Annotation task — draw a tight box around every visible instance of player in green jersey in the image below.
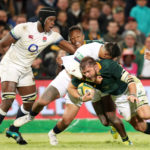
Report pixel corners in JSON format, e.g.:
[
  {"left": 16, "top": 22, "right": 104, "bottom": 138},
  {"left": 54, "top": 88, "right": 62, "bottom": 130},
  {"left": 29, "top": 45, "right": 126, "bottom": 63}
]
[{"left": 68, "top": 56, "right": 150, "bottom": 138}]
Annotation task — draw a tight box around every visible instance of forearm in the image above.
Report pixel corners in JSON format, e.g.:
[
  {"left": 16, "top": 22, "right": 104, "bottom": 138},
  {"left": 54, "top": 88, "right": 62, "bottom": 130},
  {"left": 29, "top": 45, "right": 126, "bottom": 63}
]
[
  {"left": 128, "top": 82, "right": 137, "bottom": 95},
  {"left": 68, "top": 86, "right": 80, "bottom": 99},
  {"left": 59, "top": 40, "right": 76, "bottom": 54}
]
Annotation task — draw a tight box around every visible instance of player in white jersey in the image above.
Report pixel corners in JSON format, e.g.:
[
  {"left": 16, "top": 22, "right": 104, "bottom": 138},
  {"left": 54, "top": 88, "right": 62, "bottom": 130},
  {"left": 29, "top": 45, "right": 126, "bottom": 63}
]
[
  {"left": 13, "top": 26, "right": 129, "bottom": 145},
  {"left": 0, "top": 7, "right": 76, "bottom": 145}
]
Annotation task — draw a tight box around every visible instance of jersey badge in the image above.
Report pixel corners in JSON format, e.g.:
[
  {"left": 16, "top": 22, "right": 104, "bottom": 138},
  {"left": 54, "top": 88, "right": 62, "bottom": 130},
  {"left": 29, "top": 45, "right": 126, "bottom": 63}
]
[
  {"left": 28, "top": 35, "right": 33, "bottom": 39},
  {"left": 43, "top": 36, "right": 47, "bottom": 42}
]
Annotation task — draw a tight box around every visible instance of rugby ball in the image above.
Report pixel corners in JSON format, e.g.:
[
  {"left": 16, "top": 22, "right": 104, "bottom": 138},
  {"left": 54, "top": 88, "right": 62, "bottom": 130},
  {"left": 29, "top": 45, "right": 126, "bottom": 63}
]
[{"left": 77, "top": 83, "right": 94, "bottom": 96}]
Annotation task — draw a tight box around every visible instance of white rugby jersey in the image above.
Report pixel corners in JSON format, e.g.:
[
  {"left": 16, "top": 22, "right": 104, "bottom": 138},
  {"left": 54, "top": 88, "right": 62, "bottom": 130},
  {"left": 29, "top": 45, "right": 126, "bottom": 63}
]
[
  {"left": 62, "top": 42, "right": 103, "bottom": 78},
  {"left": 1, "top": 22, "right": 63, "bottom": 68},
  {"left": 74, "top": 42, "right": 103, "bottom": 62}
]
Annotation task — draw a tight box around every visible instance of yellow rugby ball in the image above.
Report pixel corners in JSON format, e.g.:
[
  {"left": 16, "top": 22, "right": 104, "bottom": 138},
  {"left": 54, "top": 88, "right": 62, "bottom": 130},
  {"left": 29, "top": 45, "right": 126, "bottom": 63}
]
[{"left": 77, "top": 83, "right": 93, "bottom": 96}]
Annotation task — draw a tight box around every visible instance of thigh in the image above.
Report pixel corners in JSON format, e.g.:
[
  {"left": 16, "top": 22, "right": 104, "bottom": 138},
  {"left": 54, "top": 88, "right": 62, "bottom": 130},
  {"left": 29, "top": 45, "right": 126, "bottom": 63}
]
[
  {"left": 17, "top": 69, "right": 35, "bottom": 87},
  {"left": 1, "top": 81, "right": 17, "bottom": 92},
  {"left": 130, "top": 115, "right": 147, "bottom": 132},
  {"left": 0, "top": 64, "right": 20, "bottom": 83},
  {"left": 65, "top": 92, "right": 83, "bottom": 107},
  {"left": 137, "top": 105, "right": 150, "bottom": 119},
  {"left": 101, "top": 95, "right": 116, "bottom": 112},
  {"left": 50, "top": 70, "right": 71, "bottom": 97},
  {"left": 92, "top": 100, "right": 109, "bottom": 126},
  {"left": 62, "top": 103, "right": 80, "bottom": 122}
]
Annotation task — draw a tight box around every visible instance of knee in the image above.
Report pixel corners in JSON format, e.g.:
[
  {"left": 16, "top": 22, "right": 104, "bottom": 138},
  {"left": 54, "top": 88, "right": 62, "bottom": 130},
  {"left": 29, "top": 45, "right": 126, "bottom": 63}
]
[
  {"left": 98, "top": 115, "right": 109, "bottom": 126},
  {"left": 37, "top": 98, "right": 50, "bottom": 106}
]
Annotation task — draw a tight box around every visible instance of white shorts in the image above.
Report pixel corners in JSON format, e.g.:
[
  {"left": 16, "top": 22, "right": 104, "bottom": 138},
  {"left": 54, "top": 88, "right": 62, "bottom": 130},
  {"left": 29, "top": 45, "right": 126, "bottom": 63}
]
[
  {"left": 111, "top": 78, "right": 148, "bottom": 121},
  {"left": 50, "top": 69, "right": 71, "bottom": 97},
  {"left": 0, "top": 62, "right": 35, "bottom": 87},
  {"left": 65, "top": 93, "right": 82, "bottom": 107},
  {"left": 65, "top": 88, "right": 105, "bottom": 107}
]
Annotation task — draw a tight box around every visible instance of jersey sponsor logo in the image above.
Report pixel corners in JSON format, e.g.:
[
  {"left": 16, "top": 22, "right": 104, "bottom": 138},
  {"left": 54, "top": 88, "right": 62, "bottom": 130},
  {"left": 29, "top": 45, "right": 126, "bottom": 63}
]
[
  {"left": 74, "top": 52, "right": 84, "bottom": 62},
  {"left": 28, "top": 44, "right": 38, "bottom": 54},
  {"left": 28, "top": 35, "right": 33, "bottom": 39}
]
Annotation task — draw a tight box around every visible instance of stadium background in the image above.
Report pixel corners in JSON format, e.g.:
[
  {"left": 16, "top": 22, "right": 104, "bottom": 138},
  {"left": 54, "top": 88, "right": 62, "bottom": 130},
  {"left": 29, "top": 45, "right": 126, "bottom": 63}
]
[{"left": 1, "top": 0, "right": 150, "bottom": 134}]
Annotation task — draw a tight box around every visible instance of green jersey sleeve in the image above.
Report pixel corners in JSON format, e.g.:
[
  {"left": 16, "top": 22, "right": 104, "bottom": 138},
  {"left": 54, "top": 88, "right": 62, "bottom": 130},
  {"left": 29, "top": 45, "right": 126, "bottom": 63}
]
[{"left": 71, "top": 77, "right": 82, "bottom": 87}]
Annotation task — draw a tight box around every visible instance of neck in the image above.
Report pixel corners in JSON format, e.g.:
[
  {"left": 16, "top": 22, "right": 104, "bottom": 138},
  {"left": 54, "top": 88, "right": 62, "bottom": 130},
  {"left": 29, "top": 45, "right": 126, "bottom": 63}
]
[{"left": 37, "top": 21, "right": 44, "bottom": 33}]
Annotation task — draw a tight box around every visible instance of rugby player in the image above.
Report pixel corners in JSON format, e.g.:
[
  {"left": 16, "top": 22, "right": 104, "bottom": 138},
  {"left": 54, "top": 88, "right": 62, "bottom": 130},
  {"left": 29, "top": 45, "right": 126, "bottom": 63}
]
[
  {"left": 14, "top": 30, "right": 130, "bottom": 145},
  {"left": 0, "top": 7, "right": 76, "bottom": 145},
  {"left": 68, "top": 56, "right": 150, "bottom": 139}
]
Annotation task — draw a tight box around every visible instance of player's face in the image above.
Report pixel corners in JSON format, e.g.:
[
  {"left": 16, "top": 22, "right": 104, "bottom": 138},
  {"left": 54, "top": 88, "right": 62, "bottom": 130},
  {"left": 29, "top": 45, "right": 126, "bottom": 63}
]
[
  {"left": 100, "top": 45, "right": 112, "bottom": 59},
  {"left": 70, "top": 30, "right": 84, "bottom": 48},
  {"left": 81, "top": 65, "right": 97, "bottom": 82},
  {"left": 44, "top": 16, "right": 56, "bottom": 32}
]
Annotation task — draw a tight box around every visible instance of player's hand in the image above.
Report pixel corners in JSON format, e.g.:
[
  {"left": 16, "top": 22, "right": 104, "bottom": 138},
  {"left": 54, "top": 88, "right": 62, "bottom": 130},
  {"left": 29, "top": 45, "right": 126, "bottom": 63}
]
[
  {"left": 127, "top": 95, "right": 139, "bottom": 103},
  {"left": 144, "top": 51, "right": 150, "bottom": 60},
  {"left": 82, "top": 89, "right": 95, "bottom": 102},
  {"left": 56, "top": 55, "right": 63, "bottom": 66}
]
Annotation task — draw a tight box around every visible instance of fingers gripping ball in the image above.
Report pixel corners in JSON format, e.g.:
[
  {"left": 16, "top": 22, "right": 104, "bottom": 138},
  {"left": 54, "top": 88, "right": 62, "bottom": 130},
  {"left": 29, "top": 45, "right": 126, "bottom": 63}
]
[{"left": 77, "top": 83, "right": 94, "bottom": 96}]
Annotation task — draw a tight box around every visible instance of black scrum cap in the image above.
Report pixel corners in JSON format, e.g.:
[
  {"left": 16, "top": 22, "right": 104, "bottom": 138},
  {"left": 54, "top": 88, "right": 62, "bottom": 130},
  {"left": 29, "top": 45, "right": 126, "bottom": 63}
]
[{"left": 38, "top": 7, "right": 56, "bottom": 29}]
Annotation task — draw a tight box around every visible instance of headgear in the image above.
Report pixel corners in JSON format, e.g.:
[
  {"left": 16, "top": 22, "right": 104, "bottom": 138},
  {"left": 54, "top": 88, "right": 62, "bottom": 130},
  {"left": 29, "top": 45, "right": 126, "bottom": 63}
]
[{"left": 38, "top": 7, "right": 56, "bottom": 30}]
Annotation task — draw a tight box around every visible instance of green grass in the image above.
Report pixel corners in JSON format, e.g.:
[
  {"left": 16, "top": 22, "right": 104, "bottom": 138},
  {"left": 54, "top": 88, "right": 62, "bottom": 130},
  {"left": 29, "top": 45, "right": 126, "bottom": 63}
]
[{"left": 0, "top": 132, "right": 150, "bottom": 150}]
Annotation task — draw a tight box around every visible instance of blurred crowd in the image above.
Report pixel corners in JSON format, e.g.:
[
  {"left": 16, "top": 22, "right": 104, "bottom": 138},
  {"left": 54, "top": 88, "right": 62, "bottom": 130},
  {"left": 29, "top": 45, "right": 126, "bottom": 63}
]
[{"left": 1, "top": 0, "right": 150, "bottom": 79}]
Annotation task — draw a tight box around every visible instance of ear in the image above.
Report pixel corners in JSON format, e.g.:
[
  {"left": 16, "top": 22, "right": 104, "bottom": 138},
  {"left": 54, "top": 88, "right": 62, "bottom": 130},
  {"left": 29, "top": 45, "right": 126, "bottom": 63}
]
[{"left": 94, "top": 64, "right": 99, "bottom": 73}]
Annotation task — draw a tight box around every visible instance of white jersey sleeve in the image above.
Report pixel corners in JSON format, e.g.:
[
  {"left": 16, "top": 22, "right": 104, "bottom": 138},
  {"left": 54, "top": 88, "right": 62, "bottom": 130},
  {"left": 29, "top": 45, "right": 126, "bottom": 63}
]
[
  {"left": 10, "top": 24, "right": 25, "bottom": 40},
  {"left": 62, "top": 42, "right": 103, "bottom": 79},
  {"left": 74, "top": 42, "right": 103, "bottom": 62},
  {"left": 52, "top": 32, "right": 64, "bottom": 45}
]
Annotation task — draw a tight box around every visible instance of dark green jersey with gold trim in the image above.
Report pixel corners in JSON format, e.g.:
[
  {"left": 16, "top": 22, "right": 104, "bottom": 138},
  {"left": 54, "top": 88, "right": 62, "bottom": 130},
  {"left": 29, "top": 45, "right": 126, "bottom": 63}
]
[{"left": 72, "top": 59, "right": 127, "bottom": 96}]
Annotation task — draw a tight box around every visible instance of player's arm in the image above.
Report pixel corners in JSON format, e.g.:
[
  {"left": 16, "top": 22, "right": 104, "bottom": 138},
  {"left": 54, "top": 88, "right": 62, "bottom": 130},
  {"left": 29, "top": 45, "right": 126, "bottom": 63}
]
[
  {"left": 120, "top": 70, "right": 139, "bottom": 103},
  {"left": 144, "top": 50, "right": 150, "bottom": 60},
  {"left": 0, "top": 32, "right": 16, "bottom": 55},
  {"left": 68, "top": 81, "right": 94, "bottom": 102},
  {"left": 58, "top": 40, "right": 76, "bottom": 54},
  {"left": 110, "top": 61, "right": 139, "bottom": 103}
]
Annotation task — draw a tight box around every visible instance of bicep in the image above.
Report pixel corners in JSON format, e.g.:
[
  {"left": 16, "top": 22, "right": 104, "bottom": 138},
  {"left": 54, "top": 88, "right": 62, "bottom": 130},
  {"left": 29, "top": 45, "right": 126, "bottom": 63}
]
[{"left": 1, "top": 32, "right": 16, "bottom": 48}]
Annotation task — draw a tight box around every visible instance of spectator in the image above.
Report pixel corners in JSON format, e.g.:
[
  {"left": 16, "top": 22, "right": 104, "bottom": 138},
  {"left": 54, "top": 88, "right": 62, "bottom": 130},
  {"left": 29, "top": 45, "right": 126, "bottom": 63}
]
[
  {"left": 88, "top": 6, "right": 101, "bottom": 20},
  {"left": 121, "top": 49, "right": 138, "bottom": 76},
  {"left": 31, "top": 56, "right": 45, "bottom": 79},
  {"left": 84, "top": 19, "right": 102, "bottom": 40},
  {"left": 67, "top": 0, "right": 82, "bottom": 27},
  {"left": 0, "top": 9, "right": 15, "bottom": 28},
  {"left": 124, "top": 17, "right": 146, "bottom": 44},
  {"left": 130, "top": 0, "right": 150, "bottom": 36},
  {"left": 26, "top": 0, "right": 41, "bottom": 19},
  {"left": 99, "top": 2, "right": 113, "bottom": 34},
  {"left": 77, "top": 14, "right": 89, "bottom": 33},
  {"left": 28, "top": 4, "right": 45, "bottom": 22},
  {"left": 15, "top": 14, "right": 27, "bottom": 25},
  {"left": 56, "top": 0, "right": 69, "bottom": 13},
  {"left": 55, "top": 10, "right": 69, "bottom": 40},
  {"left": 134, "top": 36, "right": 150, "bottom": 78},
  {"left": 112, "top": 6, "right": 126, "bottom": 34},
  {"left": 40, "top": 0, "right": 57, "bottom": 7},
  {"left": 119, "top": 30, "right": 143, "bottom": 54},
  {"left": 103, "top": 20, "right": 122, "bottom": 42}
]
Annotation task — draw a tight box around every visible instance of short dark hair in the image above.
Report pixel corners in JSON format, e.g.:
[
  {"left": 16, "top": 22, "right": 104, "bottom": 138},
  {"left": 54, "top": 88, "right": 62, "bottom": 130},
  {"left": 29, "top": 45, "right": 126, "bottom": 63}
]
[
  {"left": 69, "top": 25, "right": 83, "bottom": 35},
  {"left": 104, "top": 42, "right": 121, "bottom": 58},
  {"left": 80, "top": 56, "right": 96, "bottom": 71}
]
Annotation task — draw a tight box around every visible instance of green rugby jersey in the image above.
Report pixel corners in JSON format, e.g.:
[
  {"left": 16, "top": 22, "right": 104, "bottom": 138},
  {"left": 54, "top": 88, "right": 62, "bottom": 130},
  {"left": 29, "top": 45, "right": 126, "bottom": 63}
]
[{"left": 72, "top": 59, "right": 127, "bottom": 96}]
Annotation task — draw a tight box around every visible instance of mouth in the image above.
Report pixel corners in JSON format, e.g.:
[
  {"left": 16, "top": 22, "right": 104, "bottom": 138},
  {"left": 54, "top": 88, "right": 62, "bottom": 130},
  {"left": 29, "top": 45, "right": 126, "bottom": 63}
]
[{"left": 75, "top": 42, "right": 81, "bottom": 48}]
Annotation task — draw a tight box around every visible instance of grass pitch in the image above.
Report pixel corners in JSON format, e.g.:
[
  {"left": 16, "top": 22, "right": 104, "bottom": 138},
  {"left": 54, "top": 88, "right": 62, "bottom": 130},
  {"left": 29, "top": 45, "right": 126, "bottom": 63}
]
[{"left": 0, "top": 132, "right": 150, "bottom": 150}]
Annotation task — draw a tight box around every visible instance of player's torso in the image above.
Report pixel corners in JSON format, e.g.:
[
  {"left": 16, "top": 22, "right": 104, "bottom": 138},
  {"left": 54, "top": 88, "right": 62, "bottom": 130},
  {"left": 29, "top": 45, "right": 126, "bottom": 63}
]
[
  {"left": 2, "top": 22, "right": 61, "bottom": 67},
  {"left": 95, "top": 60, "right": 127, "bottom": 95}
]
